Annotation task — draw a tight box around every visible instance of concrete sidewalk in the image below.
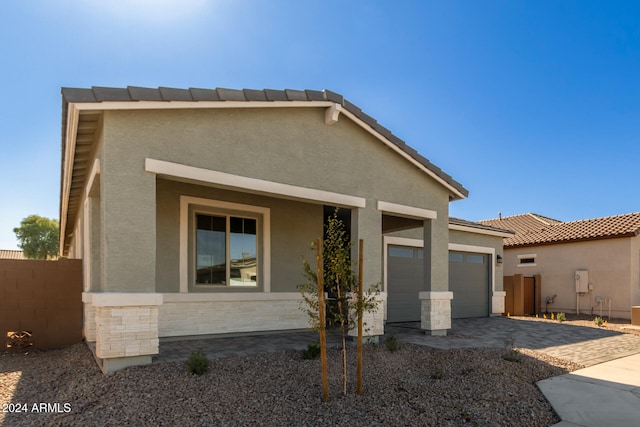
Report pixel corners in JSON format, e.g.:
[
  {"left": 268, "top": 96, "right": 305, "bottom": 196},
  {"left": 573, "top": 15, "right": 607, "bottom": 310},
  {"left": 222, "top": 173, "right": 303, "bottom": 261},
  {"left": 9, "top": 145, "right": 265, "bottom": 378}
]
[{"left": 537, "top": 353, "right": 640, "bottom": 427}]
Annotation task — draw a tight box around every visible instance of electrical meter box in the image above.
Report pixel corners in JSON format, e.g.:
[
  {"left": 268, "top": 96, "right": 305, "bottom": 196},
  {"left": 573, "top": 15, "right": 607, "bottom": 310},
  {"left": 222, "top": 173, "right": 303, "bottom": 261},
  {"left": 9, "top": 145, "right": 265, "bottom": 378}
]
[{"left": 575, "top": 270, "right": 589, "bottom": 293}]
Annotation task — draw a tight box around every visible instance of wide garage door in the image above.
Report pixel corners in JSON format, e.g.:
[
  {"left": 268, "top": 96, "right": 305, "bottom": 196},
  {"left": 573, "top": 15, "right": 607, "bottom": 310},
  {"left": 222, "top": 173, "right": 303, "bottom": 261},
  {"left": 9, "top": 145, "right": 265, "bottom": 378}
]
[
  {"left": 449, "top": 251, "right": 489, "bottom": 318},
  {"left": 386, "top": 245, "right": 423, "bottom": 322}
]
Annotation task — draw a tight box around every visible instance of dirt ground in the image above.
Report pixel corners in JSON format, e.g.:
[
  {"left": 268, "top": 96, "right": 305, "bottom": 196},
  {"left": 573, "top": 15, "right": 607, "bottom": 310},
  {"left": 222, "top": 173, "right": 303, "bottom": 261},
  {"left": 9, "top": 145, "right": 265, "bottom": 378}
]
[{"left": 510, "top": 313, "right": 640, "bottom": 335}]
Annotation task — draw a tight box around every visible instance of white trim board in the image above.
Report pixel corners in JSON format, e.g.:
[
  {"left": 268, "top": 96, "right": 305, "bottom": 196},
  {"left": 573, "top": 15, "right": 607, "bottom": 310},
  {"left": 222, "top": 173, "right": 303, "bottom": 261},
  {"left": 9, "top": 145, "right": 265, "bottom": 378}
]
[
  {"left": 163, "top": 292, "right": 301, "bottom": 303},
  {"left": 377, "top": 201, "right": 437, "bottom": 220},
  {"left": 146, "top": 158, "right": 366, "bottom": 208},
  {"left": 83, "top": 292, "right": 163, "bottom": 307},
  {"left": 383, "top": 236, "right": 423, "bottom": 293}
]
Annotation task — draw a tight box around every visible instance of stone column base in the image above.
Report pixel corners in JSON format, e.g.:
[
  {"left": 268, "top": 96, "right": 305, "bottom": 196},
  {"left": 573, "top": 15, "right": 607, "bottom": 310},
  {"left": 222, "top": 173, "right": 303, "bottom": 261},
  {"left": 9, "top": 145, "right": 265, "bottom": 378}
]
[
  {"left": 82, "top": 294, "right": 96, "bottom": 342},
  {"left": 83, "top": 293, "right": 163, "bottom": 373},
  {"left": 419, "top": 291, "right": 453, "bottom": 336},
  {"left": 492, "top": 291, "right": 506, "bottom": 316},
  {"left": 348, "top": 293, "right": 385, "bottom": 338}
]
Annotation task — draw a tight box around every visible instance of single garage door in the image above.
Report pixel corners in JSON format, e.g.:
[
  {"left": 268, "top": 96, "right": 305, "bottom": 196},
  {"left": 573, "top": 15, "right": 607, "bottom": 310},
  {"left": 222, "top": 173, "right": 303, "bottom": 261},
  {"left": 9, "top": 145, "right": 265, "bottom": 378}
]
[
  {"left": 386, "top": 245, "right": 423, "bottom": 322},
  {"left": 449, "top": 251, "right": 489, "bottom": 318}
]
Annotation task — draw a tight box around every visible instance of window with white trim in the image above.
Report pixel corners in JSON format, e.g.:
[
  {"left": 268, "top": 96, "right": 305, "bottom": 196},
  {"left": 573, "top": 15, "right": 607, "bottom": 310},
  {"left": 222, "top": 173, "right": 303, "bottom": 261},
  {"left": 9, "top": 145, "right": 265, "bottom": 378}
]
[
  {"left": 196, "top": 214, "right": 257, "bottom": 286},
  {"left": 517, "top": 254, "right": 537, "bottom": 267},
  {"left": 180, "top": 196, "right": 270, "bottom": 292}
]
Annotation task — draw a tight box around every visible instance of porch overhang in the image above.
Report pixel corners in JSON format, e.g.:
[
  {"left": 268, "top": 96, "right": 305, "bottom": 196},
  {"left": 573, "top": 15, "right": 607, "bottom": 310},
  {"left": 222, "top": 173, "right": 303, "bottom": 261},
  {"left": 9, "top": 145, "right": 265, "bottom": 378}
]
[{"left": 144, "top": 158, "right": 367, "bottom": 208}]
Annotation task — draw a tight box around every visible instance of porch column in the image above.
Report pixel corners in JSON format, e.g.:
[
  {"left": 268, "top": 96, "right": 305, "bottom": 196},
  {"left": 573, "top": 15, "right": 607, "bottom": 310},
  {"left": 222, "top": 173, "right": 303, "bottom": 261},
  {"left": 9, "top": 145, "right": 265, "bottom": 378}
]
[
  {"left": 91, "top": 136, "right": 162, "bottom": 372},
  {"left": 420, "top": 218, "right": 452, "bottom": 335},
  {"left": 349, "top": 205, "right": 384, "bottom": 340}
]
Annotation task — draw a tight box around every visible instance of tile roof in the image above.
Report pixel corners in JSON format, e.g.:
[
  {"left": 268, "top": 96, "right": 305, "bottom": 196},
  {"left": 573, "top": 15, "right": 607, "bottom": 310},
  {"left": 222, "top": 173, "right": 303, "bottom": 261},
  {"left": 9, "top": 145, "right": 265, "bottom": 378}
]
[
  {"left": 479, "top": 213, "right": 640, "bottom": 247},
  {"left": 449, "top": 217, "right": 514, "bottom": 236},
  {"left": 60, "top": 86, "right": 469, "bottom": 199},
  {"left": 0, "top": 249, "right": 25, "bottom": 260}
]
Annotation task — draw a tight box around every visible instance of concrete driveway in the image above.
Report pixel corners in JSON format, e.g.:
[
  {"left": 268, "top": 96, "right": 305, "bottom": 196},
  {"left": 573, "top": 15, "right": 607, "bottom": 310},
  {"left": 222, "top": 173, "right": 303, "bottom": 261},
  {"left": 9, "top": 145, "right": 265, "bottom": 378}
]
[{"left": 386, "top": 316, "right": 640, "bottom": 366}]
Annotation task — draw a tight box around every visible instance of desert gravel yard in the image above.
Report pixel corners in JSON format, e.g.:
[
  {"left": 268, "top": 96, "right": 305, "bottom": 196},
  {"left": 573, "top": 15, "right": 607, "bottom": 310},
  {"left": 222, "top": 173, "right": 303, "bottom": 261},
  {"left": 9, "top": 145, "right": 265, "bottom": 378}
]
[{"left": 1, "top": 340, "right": 580, "bottom": 427}]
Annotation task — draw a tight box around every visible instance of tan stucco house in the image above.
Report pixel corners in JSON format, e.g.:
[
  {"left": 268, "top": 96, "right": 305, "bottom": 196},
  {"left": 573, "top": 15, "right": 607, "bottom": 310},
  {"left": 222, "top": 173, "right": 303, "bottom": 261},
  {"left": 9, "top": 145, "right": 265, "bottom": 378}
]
[
  {"left": 480, "top": 213, "right": 640, "bottom": 320},
  {"left": 60, "top": 86, "right": 510, "bottom": 372}
]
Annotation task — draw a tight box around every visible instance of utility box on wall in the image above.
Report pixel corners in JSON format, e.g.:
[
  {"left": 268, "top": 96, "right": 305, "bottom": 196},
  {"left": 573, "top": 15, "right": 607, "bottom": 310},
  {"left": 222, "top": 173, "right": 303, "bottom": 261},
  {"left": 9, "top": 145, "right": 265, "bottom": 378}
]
[{"left": 575, "top": 270, "right": 589, "bottom": 293}]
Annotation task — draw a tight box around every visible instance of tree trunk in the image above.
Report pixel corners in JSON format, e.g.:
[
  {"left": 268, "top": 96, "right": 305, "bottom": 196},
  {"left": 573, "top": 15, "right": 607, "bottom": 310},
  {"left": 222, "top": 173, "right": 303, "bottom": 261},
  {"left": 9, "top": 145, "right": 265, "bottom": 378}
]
[
  {"left": 356, "top": 239, "right": 364, "bottom": 395},
  {"left": 316, "top": 239, "right": 329, "bottom": 402},
  {"left": 336, "top": 282, "right": 347, "bottom": 396}
]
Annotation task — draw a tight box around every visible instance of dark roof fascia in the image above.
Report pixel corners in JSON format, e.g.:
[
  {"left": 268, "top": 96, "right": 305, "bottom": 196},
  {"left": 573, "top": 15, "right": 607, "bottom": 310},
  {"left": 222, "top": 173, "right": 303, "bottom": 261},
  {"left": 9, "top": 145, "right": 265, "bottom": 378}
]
[
  {"left": 449, "top": 217, "right": 515, "bottom": 236},
  {"left": 60, "top": 86, "right": 469, "bottom": 199}
]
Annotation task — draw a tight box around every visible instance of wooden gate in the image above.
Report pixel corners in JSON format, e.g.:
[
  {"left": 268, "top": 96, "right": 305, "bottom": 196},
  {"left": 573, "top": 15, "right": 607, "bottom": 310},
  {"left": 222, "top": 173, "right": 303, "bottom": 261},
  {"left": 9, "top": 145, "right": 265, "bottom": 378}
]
[
  {"left": 523, "top": 277, "right": 536, "bottom": 315},
  {"left": 504, "top": 274, "right": 541, "bottom": 316}
]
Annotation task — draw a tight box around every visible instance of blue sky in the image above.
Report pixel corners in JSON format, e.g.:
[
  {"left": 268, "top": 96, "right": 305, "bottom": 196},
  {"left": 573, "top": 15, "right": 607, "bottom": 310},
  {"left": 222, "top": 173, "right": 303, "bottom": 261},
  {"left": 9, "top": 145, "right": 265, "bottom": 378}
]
[{"left": 1, "top": 0, "right": 639, "bottom": 250}]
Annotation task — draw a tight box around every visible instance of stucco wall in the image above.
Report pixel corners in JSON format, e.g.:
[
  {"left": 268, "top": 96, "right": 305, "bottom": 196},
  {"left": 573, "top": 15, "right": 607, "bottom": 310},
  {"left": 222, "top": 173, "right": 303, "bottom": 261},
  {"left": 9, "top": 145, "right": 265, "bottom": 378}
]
[
  {"left": 100, "top": 107, "right": 452, "bottom": 294},
  {"left": 503, "top": 239, "right": 634, "bottom": 318},
  {"left": 630, "top": 236, "right": 640, "bottom": 308},
  {"left": 103, "top": 108, "right": 450, "bottom": 209},
  {"left": 100, "top": 121, "right": 156, "bottom": 292}
]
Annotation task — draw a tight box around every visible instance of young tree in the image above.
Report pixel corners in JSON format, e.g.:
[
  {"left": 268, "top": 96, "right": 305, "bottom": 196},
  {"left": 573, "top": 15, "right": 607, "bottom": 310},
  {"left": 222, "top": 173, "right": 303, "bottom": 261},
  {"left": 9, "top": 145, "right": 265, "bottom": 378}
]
[
  {"left": 299, "top": 209, "right": 380, "bottom": 398},
  {"left": 13, "top": 215, "right": 59, "bottom": 259}
]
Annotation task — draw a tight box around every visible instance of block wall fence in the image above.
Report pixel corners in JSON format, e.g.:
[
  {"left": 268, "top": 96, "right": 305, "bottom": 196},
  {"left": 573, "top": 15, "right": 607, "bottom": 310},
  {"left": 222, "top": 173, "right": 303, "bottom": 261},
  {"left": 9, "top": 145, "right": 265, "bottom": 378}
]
[{"left": 0, "top": 259, "right": 82, "bottom": 349}]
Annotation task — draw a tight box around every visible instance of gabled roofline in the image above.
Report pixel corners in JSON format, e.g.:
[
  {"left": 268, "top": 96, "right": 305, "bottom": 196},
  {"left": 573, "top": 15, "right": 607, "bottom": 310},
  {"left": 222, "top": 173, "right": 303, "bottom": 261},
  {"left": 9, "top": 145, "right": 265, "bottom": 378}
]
[
  {"left": 59, "top": 87, "right": 469, "bottom": 254},
  {"left": 61, "top": 87, "right": 468, "bottom": 197}
]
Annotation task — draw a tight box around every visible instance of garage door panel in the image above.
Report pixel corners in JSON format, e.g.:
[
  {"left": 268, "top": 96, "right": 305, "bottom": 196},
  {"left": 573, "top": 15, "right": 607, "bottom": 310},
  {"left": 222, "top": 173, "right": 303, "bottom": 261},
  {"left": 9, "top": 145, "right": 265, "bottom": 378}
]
[
  {"left": 387, "top": 246, "right": 422, "bottom": 322},
  {"left": 449, "top": 251, "right": 489, "bottom": 319},
  {"left": 387, "top": 246, "right": 490, "bottom": 322}
]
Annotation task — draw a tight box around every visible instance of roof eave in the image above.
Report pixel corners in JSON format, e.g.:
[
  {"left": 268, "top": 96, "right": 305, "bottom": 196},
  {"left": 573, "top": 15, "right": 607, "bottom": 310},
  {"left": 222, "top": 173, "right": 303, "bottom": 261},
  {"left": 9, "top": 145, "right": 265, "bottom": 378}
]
[{"left": 449, "top": 223, "right": 514, "bottom": 238}]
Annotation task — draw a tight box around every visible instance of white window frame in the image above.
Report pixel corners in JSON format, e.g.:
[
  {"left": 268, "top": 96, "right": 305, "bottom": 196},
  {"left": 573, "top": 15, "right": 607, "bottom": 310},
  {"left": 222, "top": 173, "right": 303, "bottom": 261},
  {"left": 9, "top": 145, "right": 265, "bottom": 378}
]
[
  {"left": 180, "top": 196, "right": 270, "bottom": 293},
  {"left": 194, "top": 212, "right": 258, "bottom": 288},
  {"left": 517, "top": 253, "right": 537, "bottom": 267}
]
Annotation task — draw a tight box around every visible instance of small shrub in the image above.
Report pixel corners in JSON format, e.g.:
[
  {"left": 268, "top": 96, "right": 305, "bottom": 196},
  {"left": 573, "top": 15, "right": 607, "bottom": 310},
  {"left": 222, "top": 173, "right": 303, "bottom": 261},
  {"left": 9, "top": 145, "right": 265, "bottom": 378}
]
[
  {"left": 385, "top": 334, "right": 402, "bottom": 352},
  {"left": 302, "top": 341, "right": 321, "bottom": 360},
  {"left": 502, "top": 349, "right": 522, "bottom": 363},
  {"left": 187, "top": 350, "right": 210, "bottom": 375},
  {"left": 431, "top": 354, "right": 445, "bottom": 379},
  {"left": 556, "top": 312, "right": 566, "bottom": 322},
  {"left": 594, "top": 316, "right": 605, "bottom": 327},
  {"left": 502, "top": 337, "right": 522, "bottom": 362}
]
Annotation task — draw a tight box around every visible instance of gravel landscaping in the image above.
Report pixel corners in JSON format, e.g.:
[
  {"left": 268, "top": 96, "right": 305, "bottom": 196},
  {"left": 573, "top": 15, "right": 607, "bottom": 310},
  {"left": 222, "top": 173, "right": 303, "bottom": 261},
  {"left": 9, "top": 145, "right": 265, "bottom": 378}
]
[
  {"left": 1, "top": 339, "right": 582, "bottom": 427},
  {"left": 510, "top": 313, "right": 640, "bottom": 335}
]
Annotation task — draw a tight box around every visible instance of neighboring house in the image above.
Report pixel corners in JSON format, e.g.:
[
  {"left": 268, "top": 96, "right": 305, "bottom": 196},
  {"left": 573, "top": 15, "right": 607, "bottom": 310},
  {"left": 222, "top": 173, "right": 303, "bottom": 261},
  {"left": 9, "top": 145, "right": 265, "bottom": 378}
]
[
  {"left": 60, "top": 86, "right": 509, "bottom": 372},
  {"left": 480, "top": 213, "right": 640, "bottom": 319},
  {"left": 0, "top": 250, "right": 25, "bottom": 260}
]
